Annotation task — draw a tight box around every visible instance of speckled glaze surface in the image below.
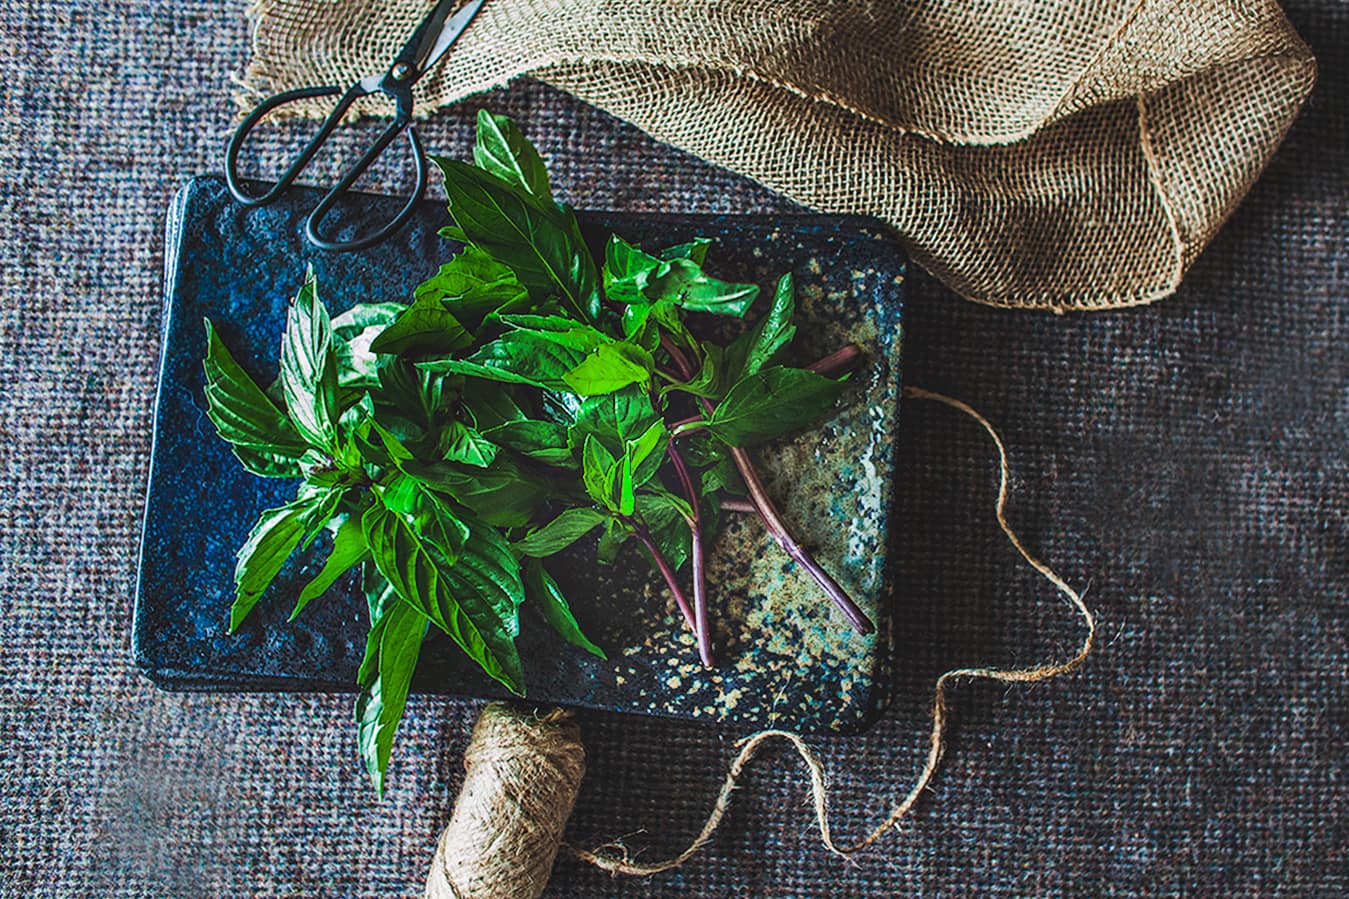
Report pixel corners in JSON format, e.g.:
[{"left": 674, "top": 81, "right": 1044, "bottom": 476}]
[{"left": 133, "top": 176, "right": 906, "bottom": 734}]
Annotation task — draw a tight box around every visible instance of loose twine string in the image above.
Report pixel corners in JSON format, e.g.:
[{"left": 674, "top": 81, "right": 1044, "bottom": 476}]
[
  {"left": 424, "top": 387, "right": 1098, "bottom": 895},
  {"left": 571, "top": 385, "right": 1098, "bottom": 874}
]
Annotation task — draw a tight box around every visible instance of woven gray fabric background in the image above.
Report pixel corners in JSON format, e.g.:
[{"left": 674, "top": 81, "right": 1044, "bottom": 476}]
[{"left": 1, "top": 1, "right": 1344, "bottom": 895}]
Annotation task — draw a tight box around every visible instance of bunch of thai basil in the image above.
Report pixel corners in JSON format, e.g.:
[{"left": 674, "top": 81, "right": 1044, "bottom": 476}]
[{"left": 202, "top": 111, "right": 870, "bottom": 792}]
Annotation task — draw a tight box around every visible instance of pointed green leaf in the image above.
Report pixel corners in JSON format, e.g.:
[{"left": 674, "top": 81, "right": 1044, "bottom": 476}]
[
  {"left": 706, "top": 366, "right": 848, "bottom": 447},
  {"left": 635, "top": 489, "right": 693, "bottom": 572},
  {"left": 481, "top": 419, "right": 575, "bottom": 466},
  {"left": 595, "top": 517, "right": 632, "bottom": 565},
  {"left": 413, "top": 489, "right": 472, "bottom": 569},
  {"left": 644, "top": 257, "right": 759, "bottom": 317},
  {"left": 614, "top": 450, "right": 636, "bottom": 516},
  {"left": 355, "top": 576, "right": 427, "bottom": 796},
  {"left": 230, "top": 484, "right": 341, "bottom": 631},
  {"left": 332, "top": 302, "right": 404, "bottom": 388},
  {"left": 361, "top": 502, "right": 525, "bottom": 694},
  {"left": 513, "top": 507, "right": 610, "bottom": 557},
  {"left": 496, "top": 314, "right": 607, "bottom": 353},
  {"left": 461, "top": 382, "right": 527, "bottom": 430},
  {"left": 624, "top": 418, "right": 668, "bottom": 488},
  {"left": 369, "top": 299, "right": 473, "bottom": 357},
  {"left": 739, "top": 273, "right": 797, "bottom": 377},
  {"left": 658, "top": 237, "right": 712, "bottom": 265},
  {"left": 473, "top": 109, "right": 554, "bottom": 202},
  {"left": 563, "top": 342, "right": 654, "bottom": 396},
  {"left": 401, "top": 457, "right": 544, "bottom": 528},
  {"left": 568, "top": 387, "right": 662, "bottom": 458},
  {"left": 291, "top": 515, "right": 370, "bottom": 620},
  {"left": 524, "top": 559, "right": 606, "bottom": 659},
  {"left": 602, "top": 235, "right": 664, "bottom": 306},
  {"left": 581, "top": 435, "right": 617, "bottom": 510},
  {"left": 279, "top": 271, "right": 341, "bottom": 450},
  {"left": 421, "top": 330, "right": 587, "bottom": 392},
  {"left": 414, "top": 245, "right": 532, "bottom": 330},
  {"left": 433, "top": 157, "right": 600, "bottom": 322},
  {"left": 438, "top": 420, "right": 499, "bottom": 468},
  {"left": 202, "top": 320, "right": 309, "bottom": 477}
]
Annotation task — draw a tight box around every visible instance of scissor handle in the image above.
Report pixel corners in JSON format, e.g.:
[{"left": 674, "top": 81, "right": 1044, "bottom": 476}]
[
  {"left": 305, "top": 121, "right": 429, "bottom": 252},
  {"left": 225, "top": 84, "right": 351, "bottom": 207},
  {"left": 226, "top": 79, "right": 428, "bottom": 252}
]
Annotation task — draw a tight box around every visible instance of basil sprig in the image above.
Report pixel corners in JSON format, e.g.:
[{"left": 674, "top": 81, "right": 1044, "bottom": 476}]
[{"left": 202, "top": 109, "right": 860, "bottom": 793}]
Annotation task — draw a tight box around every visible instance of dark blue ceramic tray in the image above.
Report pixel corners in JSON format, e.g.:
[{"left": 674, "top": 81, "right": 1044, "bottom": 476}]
[{"left": 133, "top": 176, "right": 906, "bottom": 734}]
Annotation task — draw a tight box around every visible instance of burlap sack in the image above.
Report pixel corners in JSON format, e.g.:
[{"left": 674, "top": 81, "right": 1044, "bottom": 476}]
[{"left": 238, "top": 0, "right": 1315, "bottom": 311}]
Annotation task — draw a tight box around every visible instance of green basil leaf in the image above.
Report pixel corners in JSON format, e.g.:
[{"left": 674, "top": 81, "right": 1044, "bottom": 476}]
[
  {"left": 380, "top": 471, "right": 425, "bottom": 515},
  {"left": 614, "top": 449, "right": 636, "bottom": 516},
  {"left": 619, "top": 303, "right": 660, "bottom": 351},
  {"left": 635, "top": 490, "right": 692, "bottom": 572},
  {"left": 658, "top": 341, "right": 729, "bottom": 402},
  {"left": 639, "top": 484, "right": 694, "bottom": 525},
  {"left": 230, "top": 484, "right": 341, "bottom": 631},
  {"left": 279, "top": 270, "right": 341, "bottom": 450},
  {"left": 674, "top": 431, "right": 725, "bottom": 468},
  {"left": 443, "top": 523, "right": 527, "bottom": 634},
  {"left": 736, "top": 272, "right": 797, "bottom": 378},
  {"left": 355, "top": 575, "right": 427, "bottom": 796},
  {"left": 332, "top": 302, "right": 404, "bottom": 388},
  {"left": 421, "top": 330, "right": 587, "bottom": 392},
  {"left": 624, "top": 418, "right": 668, "bottom": 488},
  {"left": 375, "top": 358, "right": 447, "bottom": 440},
  {"left": 403, "top": 457, "right": 544, "bottom": 528},
  {"left": 706, "top": 366, "right": 848, "bottom": 447},
  {"left": 291, "top": 515, "right": 369, "bottom": 620},
  {"left": 355, "top": 415, "right": 415, "bottom": 468},
  {"left": 496, "top": 314, "right": 608, "bottom": 353},
  {"left": 562, "top": 342, "right": 654, "bottom": 396},
  {"left": 602, "top": 235, "right": 663, "bottom": 306},
  {"left": 361, "top": 502, "right": 525, "bottom": 694},
  {"left": 438, "top": 419, "right": 498, "bottom": 468},
  {"left": 369, "top": 298, "right": 473, "bottom": 357},
  {"left": 540, "top": 389, "right": 582, "bottom": 426},
  {"left": 376, "top": 473, "right": 471, "bottom": 567},
  {"left": 524, "top": 559, "right": 606, "bottom": 659},
  {"left": 433, "top": 157, "right": 600, "bottom": 322},
  {"left": 658, "top": 237, "right": 712, "bottom": 265},
  {"left": 461, "top": 382, "right": 527, "bottom": 430},
  {"left": 644, "top": 258, "right": 758, "bottom": 317},
  {"left": 581, "top": 435, "right": 617, "bottom": 510},
  {"left": 568, "top": 386, "right": 661, "bottom": 458},
  {"left": 700, "top": 455, "right": 747, "bottom": 496},
  {"left": 481, "top": 419, "right": 575, "bottom": 467},
  {"left": 473, "top": 109, "right": 553, "bottom": 203},
  {"left": 414, "top": 245, "right": 531, "bottom": 330},
  {"left": 202, "top": 320, "right": 309, "bottom": 477},
  {"left": 412, "top": 489, "right": 472, "bottom": 569},
  {"left": 513, "top": 507, "right": 610, "bottom": 557},
  {"left": 595, "top": 517, "right": 632, "bottom": 565},
  {"left": 357, "top": 568, "right": 396, "bottom": 687}
]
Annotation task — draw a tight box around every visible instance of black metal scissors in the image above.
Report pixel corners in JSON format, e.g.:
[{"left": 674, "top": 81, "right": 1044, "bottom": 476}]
[{"left": 225, "top": 0, "right": 485, "bottom": 252}]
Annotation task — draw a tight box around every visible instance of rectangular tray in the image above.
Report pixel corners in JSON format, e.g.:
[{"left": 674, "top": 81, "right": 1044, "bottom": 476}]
[{"left": 133, "top": 175, "right": 906, "bottom": 734}]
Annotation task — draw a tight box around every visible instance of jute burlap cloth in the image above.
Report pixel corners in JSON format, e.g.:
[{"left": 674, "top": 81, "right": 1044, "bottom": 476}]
[{"left": 239, "top": 0, "right": 1314, "bottom": 310}]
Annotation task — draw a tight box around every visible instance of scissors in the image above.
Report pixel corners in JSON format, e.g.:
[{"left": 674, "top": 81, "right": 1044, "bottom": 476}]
[{"left": 225, "top": 0, "right": 486, "bottom": 252}]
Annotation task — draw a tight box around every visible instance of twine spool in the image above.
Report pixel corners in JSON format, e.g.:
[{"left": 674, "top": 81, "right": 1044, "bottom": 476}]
[{"left": 424, "top": 704, "right": 586, "bottom": 899}]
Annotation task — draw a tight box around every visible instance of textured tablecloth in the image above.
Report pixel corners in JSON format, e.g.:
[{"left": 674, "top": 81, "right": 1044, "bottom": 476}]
[{"left": 1, "top": 2, "right": 1344, "bottom": 895}]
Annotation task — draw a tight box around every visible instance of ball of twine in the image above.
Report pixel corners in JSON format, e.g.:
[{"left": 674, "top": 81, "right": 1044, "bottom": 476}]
[{"left": 424, "top": 703, "right": 586, "bottom": 899}]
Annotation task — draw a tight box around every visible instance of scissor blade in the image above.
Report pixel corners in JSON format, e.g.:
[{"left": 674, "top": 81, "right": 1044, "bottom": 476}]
[{"left": 416, "top": 0, "right": 486, "bottom": 76}]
